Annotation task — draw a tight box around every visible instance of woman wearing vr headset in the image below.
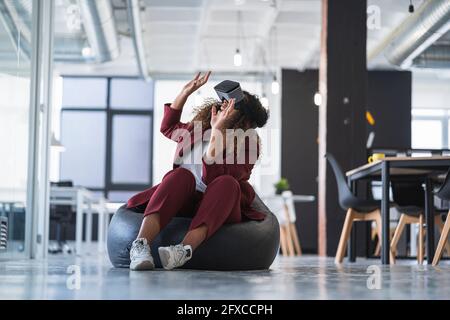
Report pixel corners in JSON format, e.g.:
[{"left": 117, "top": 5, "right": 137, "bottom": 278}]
[{"left": 126, "top": 72, "right": 269, "bottom": 270}]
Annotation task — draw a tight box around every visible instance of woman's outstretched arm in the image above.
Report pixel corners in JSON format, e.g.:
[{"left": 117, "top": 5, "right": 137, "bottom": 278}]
[
  {"left": 170, "top": 71, "right": 211, "bottom": 111},
  {"left": 160, "top": 71, "right": 211, "bottom": 139}
]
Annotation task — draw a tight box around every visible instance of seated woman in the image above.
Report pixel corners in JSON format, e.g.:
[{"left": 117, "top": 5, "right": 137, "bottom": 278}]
[{"left": 126, "top": 71, "right": 269, "bottom": 271}]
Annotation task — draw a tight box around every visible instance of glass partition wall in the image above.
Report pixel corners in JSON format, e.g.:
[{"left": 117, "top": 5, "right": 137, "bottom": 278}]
[
  {"left": 0, "top": 0, "right": 34, "bottom": 258},
  {"left": 0, "top": 1, "right": 54, "bottom": 259}
]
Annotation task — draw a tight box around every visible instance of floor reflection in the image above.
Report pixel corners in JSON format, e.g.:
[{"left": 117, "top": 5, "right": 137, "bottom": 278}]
[{"left": 0, "top": 253, "right": 449, "bottom": 299}]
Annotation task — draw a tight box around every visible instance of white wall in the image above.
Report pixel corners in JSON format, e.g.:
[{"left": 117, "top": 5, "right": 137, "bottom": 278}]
[
  {"left": 153, "top": 79, "right": 281, "bottom": 196},
  {"left": 412, "top": 72, "right": 450, "bottom": 109},
  {"left": 0, "top": 74, "right": 30, "bottom": 203}
]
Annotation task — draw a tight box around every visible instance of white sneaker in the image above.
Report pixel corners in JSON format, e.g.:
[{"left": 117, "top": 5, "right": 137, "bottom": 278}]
[
  {"left": 158, "top": 244, "right": 192, "bottom": 270},
  {"left": 130, "top": 238, "right": 155, "bottom": 271}
]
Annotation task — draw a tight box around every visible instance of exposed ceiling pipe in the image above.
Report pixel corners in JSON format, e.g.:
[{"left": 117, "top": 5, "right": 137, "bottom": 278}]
[
  {"left": 1, "top": 0, "right": 120, "bottom": 64},
  {"left": 126, "top": 0, "right": 150, "bottom": 81},
  {"left": 77, "top": 0, "right": 120, "bottom": 63},
  {"left": 413, "top": 44, "right": 450, "bottom": 68},
  {"left": 368, "top": 0, "right": 450, "bottom": 68}
]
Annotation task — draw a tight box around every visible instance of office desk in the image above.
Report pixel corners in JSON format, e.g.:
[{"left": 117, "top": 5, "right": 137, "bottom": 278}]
[
  {"left": 346, "top": 156, "right": 450, "bottom": 264},
  {"left": 50, "top": 187, "right": 109, "bottom": 255}
]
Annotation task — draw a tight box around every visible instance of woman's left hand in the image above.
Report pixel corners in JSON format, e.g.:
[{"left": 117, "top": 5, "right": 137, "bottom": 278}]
[{"left": 210, "top": 99, "right": 238, "bottom": 130}]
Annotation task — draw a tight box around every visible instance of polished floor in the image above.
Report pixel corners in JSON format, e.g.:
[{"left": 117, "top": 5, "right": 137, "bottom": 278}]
[{"left": 0, "top": 250, "right": 450, "bottom": 300}]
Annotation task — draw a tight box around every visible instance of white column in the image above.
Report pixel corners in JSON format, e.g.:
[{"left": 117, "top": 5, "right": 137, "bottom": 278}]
[{"left": 25, "top": 0, "right": 55, "bottom": 259}]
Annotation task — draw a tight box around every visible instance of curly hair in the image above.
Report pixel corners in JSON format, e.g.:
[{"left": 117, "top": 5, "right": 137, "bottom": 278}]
[{"left": 190, "top": 91, "right": 269, "bottom": 159}]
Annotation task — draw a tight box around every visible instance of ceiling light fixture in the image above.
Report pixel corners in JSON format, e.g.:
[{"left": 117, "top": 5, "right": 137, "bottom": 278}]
[
  {"left": 81, "top": 46, "right": 94, "bottom": 58},
  {"left": 270, "top": 26, "right": 279, "bottom": 95},
  {"left": 271, "top": 75, "right": 280, "bottom": 95},
  {"left": 408, "top": 0, "right": 414, "bottom": 13},
  {"left": 314, "top": 92, "right": 322, "bottom": 106},
  {"left": 234, "top": 49, "right": 242, "bottom": 67},
  {"left": 234, "top": 11, "right": 243, "bottom": 67},
  {"left": 81, "top": 39, "right": 93, "bottom": 58}
]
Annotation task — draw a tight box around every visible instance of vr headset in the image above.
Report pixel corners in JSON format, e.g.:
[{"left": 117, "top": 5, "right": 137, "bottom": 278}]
[{"left": 214, "top": 80, "right": 245, "bottom": 110}]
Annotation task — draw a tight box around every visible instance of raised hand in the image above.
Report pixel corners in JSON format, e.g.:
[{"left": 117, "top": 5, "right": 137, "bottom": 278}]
[
  {"left": 181, "top": 71, "right": 211, "bottom": 97},
  {"left": 210, "top": 99, "right": 238, "bottom": 130}
]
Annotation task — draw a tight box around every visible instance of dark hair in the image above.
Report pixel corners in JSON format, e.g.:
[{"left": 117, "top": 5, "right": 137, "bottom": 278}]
[
  {"left": 241, "top": 91, "right": 269, "bottom": 128},
  {"left": 191, "top": 91, "right": 269, "bottom": 131}
]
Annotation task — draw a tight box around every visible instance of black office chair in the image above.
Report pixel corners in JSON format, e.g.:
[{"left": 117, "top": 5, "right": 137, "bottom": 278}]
[
  {"left": 49, "top": 181, "right": 75, "bottom": 254},
  {"left": 325, "top": 153, "right": 383, "bottom": 263},
  {"left": 390, "top": 181, "right": 449, "bottom": 264},
  {"left": 432, "top": 170, "right": 450, "bottom": 265}
]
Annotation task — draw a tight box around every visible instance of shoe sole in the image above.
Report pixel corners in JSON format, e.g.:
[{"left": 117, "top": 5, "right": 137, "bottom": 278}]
[
  {"left": 130, "top": 259, "right": 155, "bottom": 271},
  {"left": 158, "top": 248, "right": 173, "bottom": 270}
]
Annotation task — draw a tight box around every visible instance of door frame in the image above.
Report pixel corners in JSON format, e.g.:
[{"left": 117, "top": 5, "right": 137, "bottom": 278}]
[{"left": 25, "top": 0, "right": 55, "bottom": 259}]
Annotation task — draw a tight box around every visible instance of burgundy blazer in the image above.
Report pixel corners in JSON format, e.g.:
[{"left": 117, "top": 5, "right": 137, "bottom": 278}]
[{"left": 126, "top": 103, "right": 265, "bottom": 221}]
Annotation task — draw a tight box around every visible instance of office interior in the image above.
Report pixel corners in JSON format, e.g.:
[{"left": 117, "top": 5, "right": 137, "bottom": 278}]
[{"left": 1, "top": 0, "right": 450, "bottom": 300}]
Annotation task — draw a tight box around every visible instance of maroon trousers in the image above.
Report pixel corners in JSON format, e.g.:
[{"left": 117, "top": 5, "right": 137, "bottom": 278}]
[{"left": 143, "top": 168, "right": 242, "bottom": 239}]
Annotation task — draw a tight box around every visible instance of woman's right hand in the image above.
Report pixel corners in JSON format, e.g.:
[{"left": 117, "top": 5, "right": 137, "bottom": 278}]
[
  {"left": 181, "top": 71, "right": 211, "bottom": 97},
  {"left": 210, "top": 99, "right": 237, "bottom": 130},
  {"left": 206, "top": 99, "right": 238, "bottom": 161}
]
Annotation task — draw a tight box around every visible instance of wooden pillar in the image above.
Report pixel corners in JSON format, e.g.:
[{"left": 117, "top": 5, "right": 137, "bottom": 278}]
[{"left": 318, "top": 0, "right": 368, "bottom": 256}]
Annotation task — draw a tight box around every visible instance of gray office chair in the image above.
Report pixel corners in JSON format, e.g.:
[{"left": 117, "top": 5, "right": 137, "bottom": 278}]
[
  {"left": 432, "top": 170, "right": 450, "bottom": 265},
  {"left": 390, "top": 181, "right": 446, "bottom": 264},
  {"left": 325, "top": 153, "right": 384, "bottom": 263}
]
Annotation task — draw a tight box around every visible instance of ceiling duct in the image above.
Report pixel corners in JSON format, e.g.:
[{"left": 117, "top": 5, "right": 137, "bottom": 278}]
[
  {"left": 0, "top": 0, "right": 120, "bottom": 63},
  {"left": 127, "top": 0, "right": 150, "bottom": 80},
  {"left": 369, "top": 0, "right": 450, "bottom": 68},
  {"left": 413, "top": 44, "right": 450, "bottom": 68},
  {"left": 78, "top": 0, "right": 120, "bottom": 63}
]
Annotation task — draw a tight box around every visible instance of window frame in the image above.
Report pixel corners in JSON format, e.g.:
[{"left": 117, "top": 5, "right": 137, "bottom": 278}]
[{"left": 60, "top": 76, "right": 154, "bottom": 201}]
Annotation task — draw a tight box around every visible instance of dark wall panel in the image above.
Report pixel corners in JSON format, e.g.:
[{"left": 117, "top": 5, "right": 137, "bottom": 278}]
[
  {"left": 367, "top": 71, "right": 412, "bottom": 149},
  {"left": 281, "top": 69, "right": 319, "bottom": 253},
  {"left": 281, "top": 69, "right": 412, "bottom": 256}
]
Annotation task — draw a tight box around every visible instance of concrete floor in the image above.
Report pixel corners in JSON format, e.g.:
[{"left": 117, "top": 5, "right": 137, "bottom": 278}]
[{"left": 0, "top": 252, "right": 450, "bottom": 300}]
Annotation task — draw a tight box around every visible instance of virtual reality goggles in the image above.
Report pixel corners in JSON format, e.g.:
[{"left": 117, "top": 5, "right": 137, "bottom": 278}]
[{"left": 214, "top": 80, "right": 245, "bottom": 110}]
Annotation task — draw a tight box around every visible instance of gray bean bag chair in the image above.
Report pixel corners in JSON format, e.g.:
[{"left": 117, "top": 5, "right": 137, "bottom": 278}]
[{"left": 107, "top": 194, "right": 280, "bottom": 270}]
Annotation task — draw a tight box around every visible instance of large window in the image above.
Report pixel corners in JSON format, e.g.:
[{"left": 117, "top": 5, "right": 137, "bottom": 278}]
[
  {"left": 60, "top": 77, "right": 153, "bottom": 202},
  {"left": 412, "top": 109, "right": 450, "bottom": 149}
]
